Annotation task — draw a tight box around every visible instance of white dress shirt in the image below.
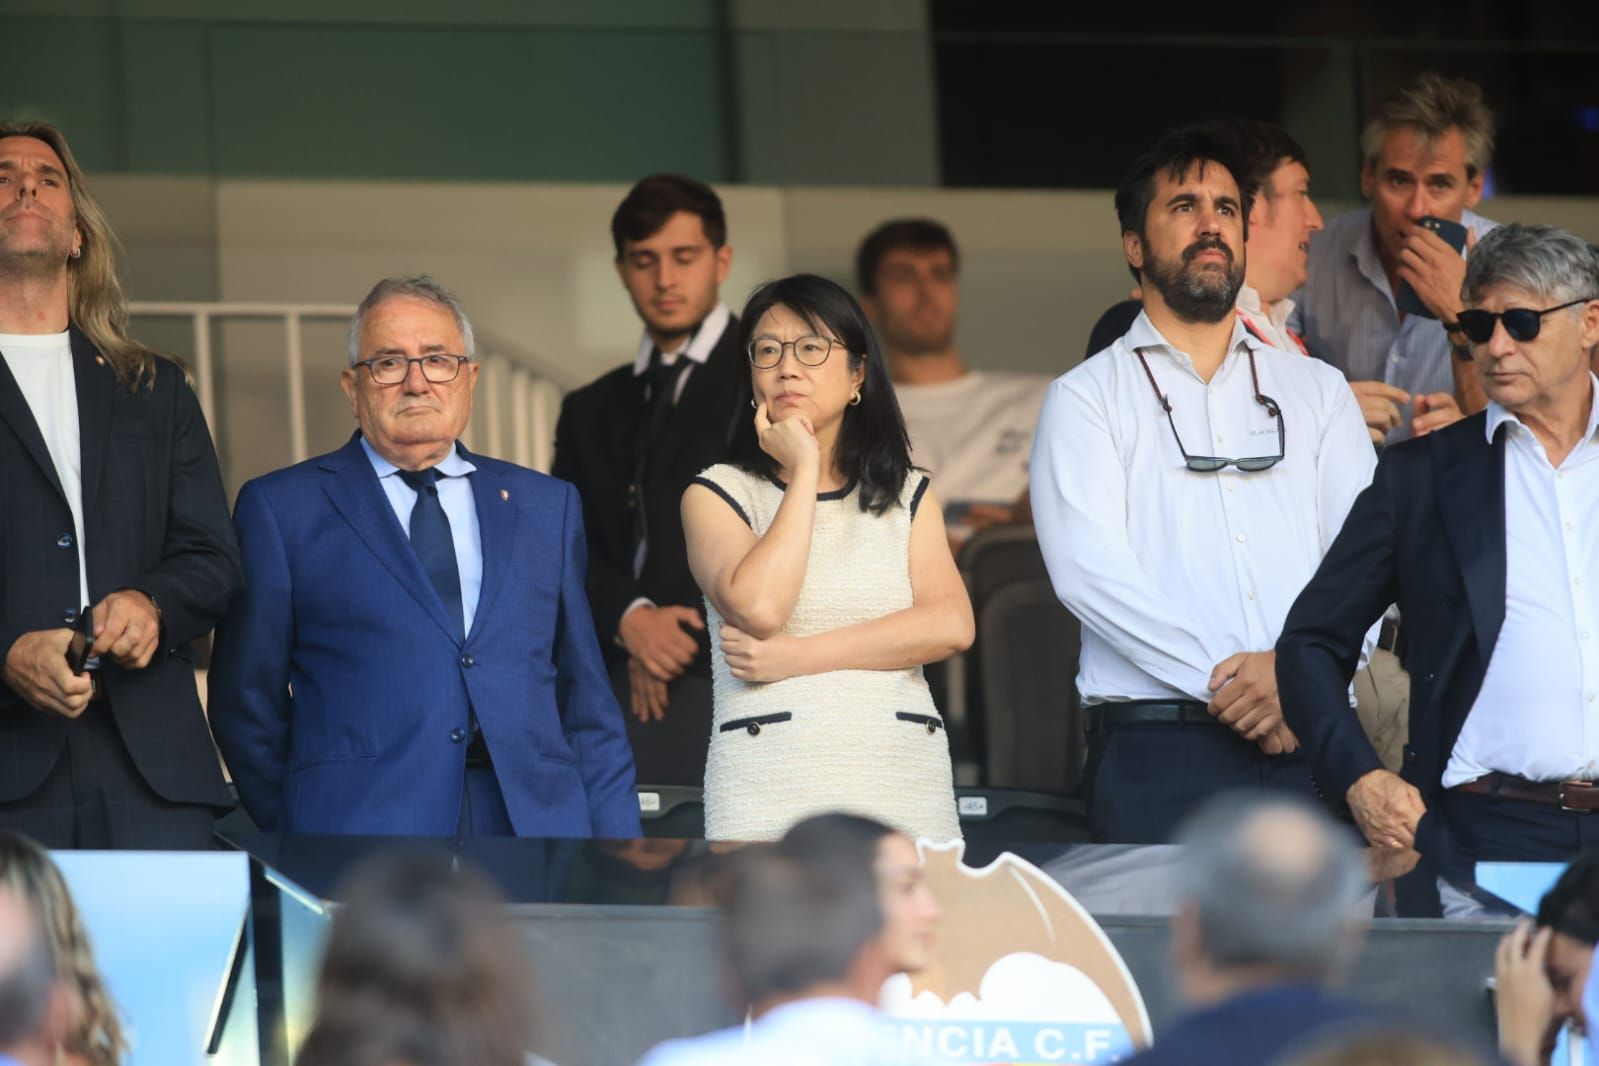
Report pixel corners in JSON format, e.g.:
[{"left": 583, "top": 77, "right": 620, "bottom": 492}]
[
  {"left": 1444, "top": 377, "right": 1599, "bottom": 787},
  {"left": 360, "top": 436, "right": 483, "bottom": 637},
  {"left": 1, "top": 330, "right": 91, "bottom": 611},
  {"left": 1235, "top": 285, "right": 1307, "bottom": 355},
  {"left": 1031, "top": 311, "right": 1377, "bottom": 704}
]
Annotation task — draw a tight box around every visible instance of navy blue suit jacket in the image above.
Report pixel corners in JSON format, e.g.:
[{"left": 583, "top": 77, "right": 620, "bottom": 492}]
[
  {"left": 209, "top": 433, "right": 641, "bottom": 838},
  {"left": 1278, "top": 414, "right": 1505, "bottom": 854},
  {"left": 1126, "top": 984, "right": 1383, "bottom": 1066}
]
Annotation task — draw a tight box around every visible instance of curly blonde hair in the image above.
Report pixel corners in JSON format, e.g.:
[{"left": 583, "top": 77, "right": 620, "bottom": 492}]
[{"left": 0, "top": 833, "right": 126, "bottom": 1065}]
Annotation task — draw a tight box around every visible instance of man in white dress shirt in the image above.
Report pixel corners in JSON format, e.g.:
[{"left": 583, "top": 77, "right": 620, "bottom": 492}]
[
  {"left": 1031, "top": 125, "right": 1376, "bottom": 843},
  {"left": 1280, "top": 225, "right": 1599, "bottom": 867},
  {"left": 638, "top": 813, "right": 941, "bottom": 1066}
]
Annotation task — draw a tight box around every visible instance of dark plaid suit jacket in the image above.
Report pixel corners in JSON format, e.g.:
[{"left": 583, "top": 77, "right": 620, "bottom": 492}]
[{"left": 0, "top": 328, "right": 240, "bottom": 807}]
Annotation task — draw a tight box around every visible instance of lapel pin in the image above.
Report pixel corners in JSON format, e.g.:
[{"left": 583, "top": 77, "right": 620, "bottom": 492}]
[
  {"left": 500, "top": 489, "right": 509, "bottom": 501},
  {"left": 95, "top": 356, "right": 105, "bottom": 366}
]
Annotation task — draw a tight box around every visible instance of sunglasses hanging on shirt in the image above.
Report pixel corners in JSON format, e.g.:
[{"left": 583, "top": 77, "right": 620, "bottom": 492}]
[{"left": 1135, "top": 347, "right": 1285, "bottom": 473}]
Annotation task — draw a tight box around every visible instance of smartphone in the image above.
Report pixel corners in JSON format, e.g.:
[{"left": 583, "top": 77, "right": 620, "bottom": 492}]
[
  {"left": 1395, "top": 216, "right": 1470, "bottom": 319},
  {"left": 63, "top": 606, "right": 93, "bottom": 675}
]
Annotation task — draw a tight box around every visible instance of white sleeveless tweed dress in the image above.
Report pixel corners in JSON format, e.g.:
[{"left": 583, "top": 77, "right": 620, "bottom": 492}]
[{"left": 695, "top": 463, "right": 961, "bottom": 843}]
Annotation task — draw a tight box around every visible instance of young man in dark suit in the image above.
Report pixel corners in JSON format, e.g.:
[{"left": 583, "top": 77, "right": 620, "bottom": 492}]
[
  {"left": 0, "top": 122, "right": 241, "bottom": 849},
  {"left": 553, "top": 175, "right": 742, "bottom": 787}
]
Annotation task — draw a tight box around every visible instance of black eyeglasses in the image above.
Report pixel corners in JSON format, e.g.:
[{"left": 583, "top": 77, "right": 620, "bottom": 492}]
[
  {"left": 354, "top": 354, "right": 471, "bottom": 386},
  {"left": 1136, "top": 348, "right": 1285, "bottom": 473},
  {"left": 1451, "top": 297, "right": 1597, "bottom": 344},
  {"left": 747, "top": 335, "right": 844, "bottom": 370}
]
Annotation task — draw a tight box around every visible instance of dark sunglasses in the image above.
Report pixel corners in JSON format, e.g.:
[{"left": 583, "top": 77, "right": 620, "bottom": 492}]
[
  {"left": 1136, "top": 348, "right": 1285, "bottom": 473},
  {"left": 1451, "top": 297, "right": 1597, "bottom": 344}
]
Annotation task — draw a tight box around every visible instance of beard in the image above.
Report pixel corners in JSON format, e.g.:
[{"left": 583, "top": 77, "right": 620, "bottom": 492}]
[
  {"left": 1143, "top": 236, "right": 1244, "bottom": 324},
  {"left": 0, "top": 213, "right": 73, "bottom": 281}
]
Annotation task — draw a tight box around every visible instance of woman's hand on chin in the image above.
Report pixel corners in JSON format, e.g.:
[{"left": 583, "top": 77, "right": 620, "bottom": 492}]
[
  {"left": 721, "top": 622, "right": 805, "bottom": 683},
  {"left": 754, "top": 402, "right": 819, "bottom": 476}
]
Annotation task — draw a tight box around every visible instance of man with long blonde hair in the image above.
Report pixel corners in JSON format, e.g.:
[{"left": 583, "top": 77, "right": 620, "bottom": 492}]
[{"left": 0, "top": 120, "right": 241, "bottom": 848}]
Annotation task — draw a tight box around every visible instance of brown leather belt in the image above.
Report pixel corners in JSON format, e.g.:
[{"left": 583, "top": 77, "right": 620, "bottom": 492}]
[{"left": 1454, "top": 772, "right": 1599, "bottom": 812}]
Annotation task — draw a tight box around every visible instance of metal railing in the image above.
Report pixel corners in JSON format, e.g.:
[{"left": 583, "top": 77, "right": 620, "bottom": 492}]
[{"left": 129, "top": 302, "right": 567, "bottom": 472}]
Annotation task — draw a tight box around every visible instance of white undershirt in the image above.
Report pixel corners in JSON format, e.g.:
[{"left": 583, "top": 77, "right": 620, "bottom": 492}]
[
  {"left": 0, "top": 331, "right": 91, "bottom": 610},
  {"left": 1031, "top": 311, "right": 1377, "bottom": 703},
  {"left": 1444, "top": 378, "right": 1599, "bottom": 787}
]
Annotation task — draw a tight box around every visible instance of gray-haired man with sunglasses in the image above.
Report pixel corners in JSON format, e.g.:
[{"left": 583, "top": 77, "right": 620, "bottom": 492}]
[
  {"left": 1031, "top": 125, "right": 1376, "bottom": 843},
  {"left": 1280, "top": 224, "right": 1599, "bottom": 870}
]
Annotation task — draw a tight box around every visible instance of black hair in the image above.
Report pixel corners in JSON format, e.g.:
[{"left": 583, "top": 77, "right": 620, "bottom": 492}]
[
  {"left": 1536, "top": 848, "right": 1599, "bottom": 946},
  {"left": 1199, "top": 118, "right": 1309, "bottom": 205},
  {"left": 731, "top": 275, "right": 913, "bottom": 516},
  {"left": 610, "top": 173, "right": 726, "bottom": 258},
  {"left": 854, "top": 219, "right": 960, "bottom": 295},
  {"left": 1113, "top": 124, "right": 1254, "bottom": 283}
]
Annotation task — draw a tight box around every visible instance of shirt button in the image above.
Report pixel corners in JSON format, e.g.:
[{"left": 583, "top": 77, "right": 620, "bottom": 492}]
[
  {"left": 460, "top": 653, "right": 475, "bottom": 668},
  {"left": 1235, "top": 533, "right": 1246, "bottom": 543},
  {"left": 449, "top": 728, "right": 466, "bottom": 743},
  {"left": 1247, "top": 590, "right": 1256, "bottom": 600},
  {"left": 55, "top": 533, "right": 73, "bottom": 549}
]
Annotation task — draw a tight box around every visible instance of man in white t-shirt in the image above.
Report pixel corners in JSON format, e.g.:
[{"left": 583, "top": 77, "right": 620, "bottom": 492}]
[
  {"left": 857, "top": 220, "right": 1048, "bottom": 545},
  {"left": 0, "top": 121, "right": 239, "bottom": 849}
]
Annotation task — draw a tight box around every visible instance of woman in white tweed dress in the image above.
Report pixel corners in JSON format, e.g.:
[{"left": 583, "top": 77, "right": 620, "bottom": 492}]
[{"left": 681, "top": 274, "right": 973, "bottom": 842}]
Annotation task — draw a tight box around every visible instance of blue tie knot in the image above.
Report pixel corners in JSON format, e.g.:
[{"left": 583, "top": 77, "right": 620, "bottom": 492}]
[{"left": 398, "top": 467, "right": 441, "bottom": 495}]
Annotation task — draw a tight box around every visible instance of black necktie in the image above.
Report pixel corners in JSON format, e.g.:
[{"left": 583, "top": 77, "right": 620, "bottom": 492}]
[
  {"left": 631, "top": 349, "right": 689, "bottom": 572},
  {"left": 397, "top": 467, "right": 464, "bottom": 639}
]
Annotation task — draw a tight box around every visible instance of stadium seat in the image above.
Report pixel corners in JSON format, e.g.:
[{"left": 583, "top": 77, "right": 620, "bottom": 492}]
[
  {"left": 636, "top": 785, "right": 706, "bottom": 839},
  {"left": 977, "top": 579, "right": 1084, "bottom": 796},
  {"left": 955, "top": 787, "right": 1090, "bottom": 843}
]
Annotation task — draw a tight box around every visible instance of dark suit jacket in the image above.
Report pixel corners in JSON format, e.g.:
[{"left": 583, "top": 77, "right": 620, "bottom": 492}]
[
  {"left": 1125, "top": 984, "right": 1384, "bottom": 1066},
  {"left": 0, "top": 329, "right": 240, "bottom": 807},
  {"left": 1278, "top": 413, "right": 1505, "bottom": 831},
  {"left": 208, "top": 433, "right": 641, "bottom": 838},
  {"left": 551, "top": 315, "right": 743, "bottom": 673}
]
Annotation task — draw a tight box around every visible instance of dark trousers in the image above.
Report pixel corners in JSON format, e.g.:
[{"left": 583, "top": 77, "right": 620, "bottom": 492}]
[
  {"left": 1086, "top": 721, "right": 1321, "bottom": 843},
  {"left": 1440, "top": 789, "right": 1599, "bottom": 863},
  {"left": 456, "top": 767, "right": 515, "bottom": 837},
  {"left": 0, "top": 699, "right": 217, "bottom": 849},
  {"left": 611, "top": 659, "right": 713, "bottom": 787}
]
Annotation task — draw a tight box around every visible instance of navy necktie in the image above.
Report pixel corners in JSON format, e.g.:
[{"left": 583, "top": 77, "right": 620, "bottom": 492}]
[{"left": 397, "top": 467, "right": 464, "bottom": 639}]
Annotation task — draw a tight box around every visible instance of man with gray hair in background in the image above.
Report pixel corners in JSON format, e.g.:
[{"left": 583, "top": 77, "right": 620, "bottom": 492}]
[
  {"left": 1125, "top": 793, "right": 1380, "bottom": 1066},
  {"left": 211, "top": 275, "right": 640, "bottom": 839},
  {"left": 0, "top": 874, "right": 68, "bottom": 1066},
  {"left": 1280, "top": 225, "right": 1599, "bottom": 869}
]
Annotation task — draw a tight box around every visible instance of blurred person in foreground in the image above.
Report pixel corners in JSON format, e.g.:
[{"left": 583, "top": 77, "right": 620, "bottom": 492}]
[
  {"left": 1279, "top": 226, "right": 1599, "bottom": 867},
  {"left": 210, "top": 276, "right": 639, "bottom": 838},
  {"left": 1124, "top": 794, "right": 1379, "bottom": 1066},
  {"left": 552, "top": 175, "right": 743, "bottom": 786},
  {"left": 1286, "top": 1029, "right": 1494, "bottom": 1066},
  {"left": 0, "top": 832, "right": 124, "bottom": 1066},
  {"left": 295, "top": 849, "right": 548, "bottom": 1066},
  {"left": 1032, "top": 123, "right": 1375, "bottom": 843},
  {"left": 1292, "top": 73, "right": 1499, "bottom": 445},
  {"left": 0, "top": 120, "right": 240, "bottom": 849},
  {"left": 856, "top": 219, "right": 1046, "bottom": 547},
  {"left": 684, "top": 275, "right": 972, "bottom": 841},
  {"left": 639, "top": 812, "right": 940, "bottom": 1066},
  {"left": 1494, "top": 849, "right": 1599, "bottom": 1066}
]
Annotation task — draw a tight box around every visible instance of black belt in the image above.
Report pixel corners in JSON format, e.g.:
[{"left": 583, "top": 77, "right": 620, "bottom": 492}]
[
  {"left": 1085, "top": 700, "right": 1217, "bottom": 733},
  {"left": 464, "top": 730, "right": 493, "bottom": 769}
]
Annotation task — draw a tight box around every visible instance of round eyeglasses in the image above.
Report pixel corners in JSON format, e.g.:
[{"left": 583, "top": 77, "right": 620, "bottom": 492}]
[
  {"left": 354, "top": 354, "right": 471, "bottom": 386},
  {"left": 746, "top": 335, "right": 843, "bottom": 370},
  {"left": 1450, "top": 297, "right": 1598, "bottom": 345}
]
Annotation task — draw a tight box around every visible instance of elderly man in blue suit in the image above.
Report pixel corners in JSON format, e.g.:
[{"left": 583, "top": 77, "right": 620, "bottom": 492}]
[{"left": 210, "top": 276, "right": 641, "bottom": 838}]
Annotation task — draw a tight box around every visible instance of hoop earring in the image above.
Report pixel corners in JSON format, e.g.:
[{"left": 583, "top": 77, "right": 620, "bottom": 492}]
[
  {"left": 70, "top": 247, "right": 82, "bottom": 259},
  {"left": 848, "top": 391, "right": 862, "bottom": 406}
]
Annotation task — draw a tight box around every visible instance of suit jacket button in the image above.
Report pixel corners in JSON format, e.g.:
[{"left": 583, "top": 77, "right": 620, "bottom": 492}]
[
  {"left": 460, "top": 653, "right": 475, "bottom": 668},
  {"left": 450, "top": 728, "right": 466, "bottom": 743},
  {"left": 56, "top": 533, "right": 73, "bottom": 549},
  {"left": 926, "top": 721, "right": 937, "bottom": 735},
  {"left": 62, "top": 608, "right": 79, "bottom": 624},
  {"left": 747, "top": 722, "right": 761, "bottom": 736}
]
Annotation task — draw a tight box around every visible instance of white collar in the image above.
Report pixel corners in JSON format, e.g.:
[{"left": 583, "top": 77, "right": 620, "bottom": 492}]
[
  {"left": 1236, "top": 284, "right": 1296, "bottom": 332},
  {"left": 631, "top": 302, "right": 732, "bottom": 376},
  {"left": 1485, "top": 373, "right": 1599, "bottom": 444},
  {"left": 1123, "top": 308, "right": 1260, "bottom": 368}
]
